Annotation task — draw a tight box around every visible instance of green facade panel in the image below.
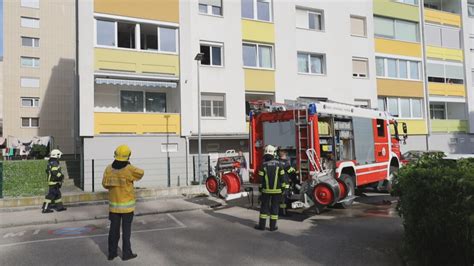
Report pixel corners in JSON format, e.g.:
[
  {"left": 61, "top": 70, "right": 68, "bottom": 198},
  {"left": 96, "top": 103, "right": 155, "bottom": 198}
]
[{"left": 374, "top": 0, "right": 420, "bottom": 22}]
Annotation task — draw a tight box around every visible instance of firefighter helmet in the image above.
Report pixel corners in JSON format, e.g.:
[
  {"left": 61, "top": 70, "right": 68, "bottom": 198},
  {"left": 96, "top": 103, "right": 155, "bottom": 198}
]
[
  {"left": 114, "top": 145, "right": 132, "bottom": 162},
  {"left": 264, "top": 145, "right": 277, "bottom": 156},
  {"left": 49, "top": 149, "right": 63, "bottom": 159}
]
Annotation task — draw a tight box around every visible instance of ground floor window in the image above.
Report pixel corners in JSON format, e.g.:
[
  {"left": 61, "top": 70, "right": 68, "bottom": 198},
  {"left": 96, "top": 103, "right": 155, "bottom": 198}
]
[
  {"left": 120, "top": 90, "right": 166, "bottom": 113},
  {"left": 21, "top": 117, "right": 39, "bottom": 128}
]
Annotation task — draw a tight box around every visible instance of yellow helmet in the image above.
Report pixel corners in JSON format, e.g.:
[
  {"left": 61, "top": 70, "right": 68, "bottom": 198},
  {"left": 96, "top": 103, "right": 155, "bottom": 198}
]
[
  {"left": 264, "top": 145, "right": 277, "bottom": 156},
  {"left": 114, "top": 145, "right": 131, "bottom": 162}
]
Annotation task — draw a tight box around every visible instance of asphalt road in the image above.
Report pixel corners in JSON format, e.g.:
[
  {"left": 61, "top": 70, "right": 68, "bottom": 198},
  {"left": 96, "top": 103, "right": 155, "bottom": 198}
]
[{"left": 0, "top": 193, "right": 403, "bottom": 266}]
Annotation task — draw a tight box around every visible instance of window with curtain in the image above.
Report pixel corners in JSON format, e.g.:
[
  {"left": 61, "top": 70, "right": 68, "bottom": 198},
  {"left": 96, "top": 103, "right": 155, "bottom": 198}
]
[
  {"left": 376, "top": 57, "right": 420, "bottom": 80},
  {"left": 382, "top": 97, "right": 423, "bottom": 118},
  {"left": 425, "top": 24, "right": 442, "bottom": 46},
  {"left": 399, "top": 60, "right": 408, "bottom": 79},
  {"left": 145, "top": 92, "right": 166, "bottom": 113},
  {"left": 376, "top": 58, "right": 385, "bottom": 76},
  {"left": 297, "top": 52, "right": 325, "bottom": 74},
  {"left": 387, "top": 59, "right": 398, "bottom": 78},
  {"left": 350, "top": 16, "right": 366, "bottom": 37},
  {"left": 201, "top": 94, "right": 225, "bottom": 118},
  {"left": 198, "top": 0, "right": 222, "bottom": 16},
  {"left": 430, "top": 103, "right": 446, "bottom": 119},
  {"left": 242, "top": 0, "right": 272, "bottom": 22},
  {"left": 427, "top": 62, "right": 464, "bottom": 84},
  {"left": 374, "top": 16, "right": 419, "bottom": 42},
  {"left": 441, "top": 27, "right": 460, "bottom": 49},
  {"left": 374, "top": 17, "right": 394, "bottom": 38},
  {"left": 352, "top": 58, "right": 368, "bottom": 78},
  {"left": 243, "top": 43, "right": 273, "bottom": 68},
  {"left": 121, "top": 91, "right": 144, "bottom": 112},
  {"left": 296, "top": 7, "right": 324, "bottom": 31}
]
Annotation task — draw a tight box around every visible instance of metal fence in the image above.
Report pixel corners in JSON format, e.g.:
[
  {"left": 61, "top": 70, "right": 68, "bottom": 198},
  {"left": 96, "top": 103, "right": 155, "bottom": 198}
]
[{"left": 84, "top": 155, "right": 211, "bottom": 192}]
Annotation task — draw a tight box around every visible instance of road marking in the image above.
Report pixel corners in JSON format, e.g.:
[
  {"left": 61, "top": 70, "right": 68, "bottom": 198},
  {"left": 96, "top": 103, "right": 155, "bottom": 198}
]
[
  {"left": 167, "top": 213, "right": 186, "bottom": 228},
  {"left": 0, "top": 214, "right": 186, "bottom": 248},
  {"left": 3, "top": 231, "right": 26, "bottom": 238},
  {"left": 32, "top": 230, "right": 40, "bottom": 235}
]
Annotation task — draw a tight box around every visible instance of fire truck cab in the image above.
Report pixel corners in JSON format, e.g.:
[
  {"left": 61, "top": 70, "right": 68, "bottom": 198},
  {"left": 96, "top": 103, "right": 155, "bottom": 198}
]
[{"left": 249, "top": 101, "right": 407, "bottom": 211}]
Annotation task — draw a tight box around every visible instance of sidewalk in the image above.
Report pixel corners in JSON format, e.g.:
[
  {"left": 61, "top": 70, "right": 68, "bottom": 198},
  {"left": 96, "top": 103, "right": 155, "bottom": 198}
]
[{"left": 0, "top": 196, "right": 221, "bottom": 228}]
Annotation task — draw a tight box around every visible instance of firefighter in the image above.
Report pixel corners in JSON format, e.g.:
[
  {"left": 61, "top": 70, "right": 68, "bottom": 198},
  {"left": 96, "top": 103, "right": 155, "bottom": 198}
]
[
  {"left": 42, "top": 149, "right": 67, "bottom": 213},
  {"left": 255, "top": 145, "right": 288, "bottom": 231},
  {"left": 277, "top": 149, "right": 295, "bottom": 216},
  {"left": 102, "top": 145, "right": 144, "bottom": 261}
]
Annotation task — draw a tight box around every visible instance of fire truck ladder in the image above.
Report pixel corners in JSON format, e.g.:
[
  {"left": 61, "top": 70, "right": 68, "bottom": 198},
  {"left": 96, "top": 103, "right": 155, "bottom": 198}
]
[{"left": 295, "top": 108, "right": 312, "bottom": 180}]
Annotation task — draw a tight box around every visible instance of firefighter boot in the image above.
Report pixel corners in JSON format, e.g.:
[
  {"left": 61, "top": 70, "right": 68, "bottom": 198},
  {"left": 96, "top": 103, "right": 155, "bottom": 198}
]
[
  {"left": 55, "top": 202, "right": 67, "bottom": 212},
  {"left": 269, "top": 219, "right": 278, "bottom": 231},
  {"left": 254, "top": 218, "right": 266, "bottom": 231},
  {"left": 41, "top": 203, "right": 53, "bottom": 214}
]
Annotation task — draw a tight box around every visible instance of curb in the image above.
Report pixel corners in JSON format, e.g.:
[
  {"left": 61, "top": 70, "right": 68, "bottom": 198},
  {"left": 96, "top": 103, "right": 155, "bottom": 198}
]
[{"left": 0, "top": 185, "right": 208, "bottom": 208}]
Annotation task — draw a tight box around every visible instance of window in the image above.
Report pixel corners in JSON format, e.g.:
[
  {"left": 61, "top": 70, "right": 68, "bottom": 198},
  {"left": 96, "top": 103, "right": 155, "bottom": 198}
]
[
  {"left": 120, "top": 91, "right": 144, "bottom": 112},
  {"left": 243, "top": 43, "right": 273, "bottom": 68},
  {"left": 427, "top": 62, "right": 464, "bottom": 85},
  {"left": 376, "top": 119, "right": 385, "bottom": 137},
  {"left": 380, "top": 97, "right": 424, "bottom": 118},
  {"left": 350, "top": 16, "right": 366, "bottom": 37},
  {"left": 198, "top": 0, "right": 222, "bottom": 16},
  {"left": 200, "top": 43, "right": 223, "bottom": 66},
  {"left": 21, "top": 98, "right": 40, "bottom": 107},
  {"left": 21, "top": 37, "right": 40, "bottom": 47},
  {"left": 376, "top": 57, "right": 420, "bottom": 80},
  {"left": 120, "top": 91, "right": 167, "bottom": 113},
  {"left": 21, "top": 17, "right": 39, "bottom": 28},
  {"left": 21, "top": 0, "right": 39, "bottom": 8},
  {"left": 145, "top": 92, "right": 166, "bottom": 113},
  {"left": 96, "top": 19, "right": 178, "bottom": 53},
  {"left": 201, "top": 94, "right": 225, "bottom": 118},
  {"left": 430, "top": 103, "right": 446, "bottom": 119},
  {"left": 469, "top": 4, "right": 474, "bottom": 17},
  {"left": 117, "top": 22, "right": 136, "bottom": 49},
  {"left": 20, "top": 57, "right": 40, "bottom": 68},
  {"left": 352, "top": 58, "right": 368, "bottom": 78},
  {"left": 396, "top": 0, "right": 418, "bottom": 5},
  {"left": 296, "top": 8, "right": 324, "bottom": 31},
  {"left": 374, "top": 16, "right": 419, "bottom": 42},
  {"left": 21, "top": 77, "right": 40, "bottom": 88},
  {"left": 241, "top": 0, "right": 272, "bottom": 22},
  {"left": 22, "top": 118, "right": 39, "bottom": 128},
  {"left": 298, "top": 52, "right": 325, "bottom": 74},
  {"left": 425, "top": 24, "right": 461, "bottom": 49}
]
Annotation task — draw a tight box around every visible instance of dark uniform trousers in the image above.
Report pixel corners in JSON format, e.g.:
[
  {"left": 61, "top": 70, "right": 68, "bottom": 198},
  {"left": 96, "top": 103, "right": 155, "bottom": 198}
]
[
  {"left": 45, "top": 184, "right": 62, "bottom": 206},
  {"left": 260, "top": 193, "right": 282, "bottom": 221},
  {"left": 109, "top": 212, "right": 134, "bottom": 257}
]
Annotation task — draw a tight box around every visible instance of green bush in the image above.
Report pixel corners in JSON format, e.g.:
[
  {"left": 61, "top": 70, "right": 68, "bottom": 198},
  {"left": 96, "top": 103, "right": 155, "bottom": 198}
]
[
  {"left": 2, "top": 160, "right": 48, "bottom": 197},
  {"left": 30, "top": 144, "right": 49, "bottom": 159},
  {"left": 393, "top": 154, "right": 474, "bottom": 265}
]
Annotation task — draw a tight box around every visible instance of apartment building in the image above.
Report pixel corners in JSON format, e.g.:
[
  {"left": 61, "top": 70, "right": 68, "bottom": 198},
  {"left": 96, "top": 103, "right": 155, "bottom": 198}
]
[{"left": 2, "top": 0, "right": 77, "bottom": 154}]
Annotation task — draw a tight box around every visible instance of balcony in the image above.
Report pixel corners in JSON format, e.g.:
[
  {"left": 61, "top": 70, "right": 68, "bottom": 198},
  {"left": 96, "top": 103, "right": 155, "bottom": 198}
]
[
  {"left": 94, "top": 112, "right": 180, "bottom": 135},
  {"left": 428, "top": 82, "right": 465, "bottom": 97},
  {"left": 426, "top": 46, "right": 463, "bottom": 61},
  {"left": 431, "top": 119, "right": 467, "bottom": 133},
  {"left": 424, "top": 8, "right": 461, "bottom": 27},
  {"left": 242, "top": 19, "right": 275, "bottom": 43},
  {"left": 377, "top": 79, "right": 424, "bottom": 98},
  {"left": 374, "top": 0, "right": 419, "bottom": 22},
  {"left": 375, "top": 38, "right": 422, "bottom": 58},
  {"left": 394, "top": 119, "right": 428, "bottom": 135},
  {"left": 244, "top": 68, "right": 275, "bottom": 93},
  {"left": 94, "top": 48, "right": 179, "bottom": 76}
]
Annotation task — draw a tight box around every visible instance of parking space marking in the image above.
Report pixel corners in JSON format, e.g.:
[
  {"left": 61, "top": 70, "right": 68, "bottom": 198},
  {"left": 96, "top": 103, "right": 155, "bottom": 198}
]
[{"left": 0, "top": 214, "right": 185, "bottom": 249}]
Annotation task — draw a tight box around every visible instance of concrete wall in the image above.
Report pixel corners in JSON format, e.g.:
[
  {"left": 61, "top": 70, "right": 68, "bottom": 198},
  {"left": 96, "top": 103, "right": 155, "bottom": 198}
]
[
  {"left": 275, "top": 0, "right": 377, "bottom": 107},
  {"left": 83, "top": 135, "right": 188, "bottom": 192},
  {"left": 3, "top": 0, "right": 77, "bottom": 153}
]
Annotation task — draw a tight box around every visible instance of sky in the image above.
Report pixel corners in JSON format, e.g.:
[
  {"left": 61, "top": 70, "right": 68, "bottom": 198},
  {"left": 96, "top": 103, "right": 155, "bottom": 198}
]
[{"left": 0, "top": 0, "right": 3, "bottom": 57}]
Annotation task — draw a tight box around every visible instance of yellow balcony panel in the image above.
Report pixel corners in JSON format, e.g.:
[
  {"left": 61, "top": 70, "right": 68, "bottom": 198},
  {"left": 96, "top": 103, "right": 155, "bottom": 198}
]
[
  {"left": 244, "top": 69, "right": 275, "bottom": 93},
  {"left": 242, "top": 19, "right": 275, "bottom": 43},
  {"left": 428, "top": 82, "right": 466, "bottom": 97},
  {"left": 95, "top": 48, "right": 179, "bottom": 76},
  {"left": 391, "top": 119, "right": 427, "bottom": 135},
  {"left": 94, "top": 0, "right": 179, "bottom": 23},
  {"left": 377, "top": 79, "right": 424, "bottom": 98},
  {"left": 431, "top": 119, "right": 467, "bottom": 133},
  {"left": 426, "top": 46, "right": 463, "bottom": 61},
  {"left": 375, "top": 38, "right": 422, "bottom": 58},
  {"left": 373, "top": 0, "right": 419, "bottom": 22},
  {"left": 424, "top": 9, "right": 461, "bottom": 27},
  {"left": 94, "top": 112, "right": 180, "bottom": 135}
]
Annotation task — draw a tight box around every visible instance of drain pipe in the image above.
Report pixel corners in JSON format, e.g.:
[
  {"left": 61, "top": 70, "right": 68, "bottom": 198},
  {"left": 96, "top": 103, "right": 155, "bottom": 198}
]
[{"left": 420, "top": 0, "right": 431, "bottom": 151}]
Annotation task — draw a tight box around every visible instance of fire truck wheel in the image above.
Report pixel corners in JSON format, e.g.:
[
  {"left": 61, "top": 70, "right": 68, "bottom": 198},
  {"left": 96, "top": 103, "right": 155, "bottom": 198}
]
[
  {"left": 336, "top": 174, "right": 355, "bottom": 209},
  {"left": 205, "top": 176, "right": 219, "bottom": 194}
]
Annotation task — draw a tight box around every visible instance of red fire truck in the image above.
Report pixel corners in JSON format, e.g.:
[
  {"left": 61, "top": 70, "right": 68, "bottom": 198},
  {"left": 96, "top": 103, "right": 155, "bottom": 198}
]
[{"left": 249, "top": 101, "right": 407, "bottom": 211}]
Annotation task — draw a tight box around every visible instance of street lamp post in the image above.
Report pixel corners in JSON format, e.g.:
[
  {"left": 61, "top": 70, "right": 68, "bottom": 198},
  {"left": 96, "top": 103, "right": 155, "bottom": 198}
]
[{"left": 194, "top": 53, "right": 204, "bottom": 184}]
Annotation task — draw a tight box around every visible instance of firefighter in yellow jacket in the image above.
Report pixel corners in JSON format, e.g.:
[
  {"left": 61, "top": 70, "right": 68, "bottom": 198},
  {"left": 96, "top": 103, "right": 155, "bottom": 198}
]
[{"left": 102, "top": 145, "right": 144, "bottom": 261}]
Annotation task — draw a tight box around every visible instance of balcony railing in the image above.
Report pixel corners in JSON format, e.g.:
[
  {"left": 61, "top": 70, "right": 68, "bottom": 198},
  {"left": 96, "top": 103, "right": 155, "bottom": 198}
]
[
  {"left": 94, "top": 112, "right": 180, "bottom": 135},
  {"left": 428, "top": 82, "right": 466, "bottom": 97},
  {"left": 431, "top": 119, "right": 467, "bottom": 133}
]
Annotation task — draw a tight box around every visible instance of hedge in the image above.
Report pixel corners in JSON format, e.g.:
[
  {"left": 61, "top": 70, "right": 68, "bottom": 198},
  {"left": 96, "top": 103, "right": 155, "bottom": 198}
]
[
  {"left": 393, "top": 154, "right": 474, "bottom": 265},
  {"left": 2, "top": 160, "right": 48, "bottom": 197}
]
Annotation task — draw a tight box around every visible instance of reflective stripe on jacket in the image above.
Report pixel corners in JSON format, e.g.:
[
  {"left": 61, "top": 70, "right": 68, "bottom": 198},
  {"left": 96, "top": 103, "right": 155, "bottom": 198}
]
[
  {"left": 46, "top": 160, "right": 63, "bottom": 185},
  {"left": 258, "top": 159, "right": 288, "bottom": 194},
  {"left": 102, "top": 164, "right": 144, "bottom": 213}
]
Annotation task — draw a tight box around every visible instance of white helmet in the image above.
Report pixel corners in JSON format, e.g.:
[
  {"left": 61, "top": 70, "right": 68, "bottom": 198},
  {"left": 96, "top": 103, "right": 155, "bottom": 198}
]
[
  {"left": 264, "top": 145, "right": 277, "bottom": 156},
  {"left": 50, "top": 149, "right": 63, "bottom": 159}
]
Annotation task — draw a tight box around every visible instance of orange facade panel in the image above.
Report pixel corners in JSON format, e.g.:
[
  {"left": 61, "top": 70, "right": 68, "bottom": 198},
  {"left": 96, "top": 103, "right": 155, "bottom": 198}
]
[
  {"left": 377, "top": 79, "right": 424, "bottom": 97},
  {"left": 94, "top": 0, "right": 179, "bottom": 23}
]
